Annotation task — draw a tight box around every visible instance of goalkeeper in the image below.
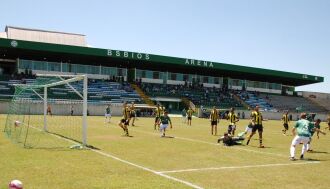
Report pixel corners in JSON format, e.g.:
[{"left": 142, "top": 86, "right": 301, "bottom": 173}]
[{"left": 217, "top": 132, "right": 245, "bottom": 146}]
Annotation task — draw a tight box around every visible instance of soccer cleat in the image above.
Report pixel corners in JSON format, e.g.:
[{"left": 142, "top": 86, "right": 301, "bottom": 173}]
[
  {"left": 259, "top": 145, "right": 265, "bottom": 148},
  {"left": 300, "top": 154, "right": 304, "bottom": 160},
  {"left": 289, "top": 157, "right": 296, "bottom": 161}
]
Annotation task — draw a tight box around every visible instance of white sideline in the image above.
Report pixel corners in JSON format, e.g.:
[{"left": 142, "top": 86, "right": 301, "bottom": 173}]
[
  {"left": 133, "top": 130, "right": 287, "bottom": 158},
  {"left": 46, "top": 129, "right": 204, "bottom": 189},
  {"left": 157, "top": 161, "right": 320, "bottom": 174}
]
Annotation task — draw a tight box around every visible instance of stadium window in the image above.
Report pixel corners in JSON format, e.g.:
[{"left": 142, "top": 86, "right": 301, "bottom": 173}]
[
  {"left": 142, "top": 70, "right": 146, "bottom": 78},
  {"left": 177, "top": 73, "right": 183, "bottom": 81},
  {"left": 108, "top": 67, "right": 116, "bottom": 76},
  {"left": 209, "top": 77, "right": 214, "bottom": 84},
  {"left": 136, "top": 69, "right": 142, "bottom": 78},
  {"left": 146, "top": 70, "right": 153, "bottom": 78},
  {"left": 62, "top": 63, "right": 69, "bottom": 72},
  {"left": 246, "top": 80, "right": 253, "bottom": 88},
  {"left": 153, "top": 71, "right": 160, "bottom": 79},
  {"left": 88, "top": 65, "right": 99, "bottom": 74},
  {"left": 203, "top": 76, "right": 209, "bottom": 83},
  {"left": 70, "top": 64, "right": 77, "bottom": 73},
  {"left": 118, "top": 68, "right": 123, "bottom": 76},
  {"left": 231, "top": 79, "right": 239, "bottom": 86},
  {"left": 123, "top": 69, "right": 127, "bottom": 76},
  {"left": 183, "top": 74, "right": 189, "bottom": 81},
  {"left": 196, "top": 76, "right": 201, "bottom": 83},
  {"left": 19, "top": 59, "right": 32, "bottom": 70},
  {"left": 48, "top": 62, "right": 60, "bottom": 72},
  {"left": 76, "top": 64, "right": 86, "bottom": 73},
  {"left": 170, "top": 73, "right": 177, "bottom": 80},
  {"left": 33, "top": 60, "right": 47, "bottom": 71},
  {"left": 214, "top": 77, "right": 219, "bottom": 84},
  {"left": 101, "top": 66, "right": 109, "bottom": 75}
]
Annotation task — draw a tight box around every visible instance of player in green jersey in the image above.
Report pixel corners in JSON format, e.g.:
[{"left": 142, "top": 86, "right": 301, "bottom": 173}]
[
  {"left": 158, "top": 111, "right": 173, "bottom": 137},
  {"left": 105, "top": 104, "right": 112, "bottom": 123},
  {"left": 290, "top": 113, "right": 324, "bottom": 160}
]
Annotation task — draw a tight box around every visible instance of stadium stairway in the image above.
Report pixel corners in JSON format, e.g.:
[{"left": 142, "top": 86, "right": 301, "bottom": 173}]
[
  {"left": 231, "top": 93, "right": 251, "bottom": 110},
  {"left": 130, "top": 83, "right": 155, "bottom": 106},
  {"left": 181, "top": 97, "right": 192, "bottom": 109},
  {"left": 304, "top": 97, "right": 329, "bottom": 112}
]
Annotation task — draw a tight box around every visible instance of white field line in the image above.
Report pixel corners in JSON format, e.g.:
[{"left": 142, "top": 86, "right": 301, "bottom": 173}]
[
  {"left": 42, "top": 127, "right": 204, "bottom": 189},
  {"left": 157, "top": 161, "right": 320, "bottom": 174},
  {"left": 133, "top": 130, "right": 288, "bottom": 158},
  {"left": 91, "top": 149, "right": 203, "bottom": 189}
]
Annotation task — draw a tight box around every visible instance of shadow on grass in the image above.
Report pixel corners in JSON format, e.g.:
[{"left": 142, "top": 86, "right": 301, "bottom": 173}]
[
  {"left": 308, "top": 150, "right": 328, "bottom": 154},
  {"left": 162, "top": 136, "right": 175, "bottom": 138}
]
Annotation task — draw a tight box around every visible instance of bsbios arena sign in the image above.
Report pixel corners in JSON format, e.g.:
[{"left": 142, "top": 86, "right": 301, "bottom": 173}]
[
  {"left": 107, "top": 49, "right": 213, "bottom": 68},
  {"left": 107, "top": 49, "right": 150, "bottom": 60}
]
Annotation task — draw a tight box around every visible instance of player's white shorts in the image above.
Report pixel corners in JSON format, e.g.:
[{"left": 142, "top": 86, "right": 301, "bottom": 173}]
[
  {"left": 105, "top": 113, "right": 111, "bottom": 117},
  {"left": 291, "top": 135, "right": 310, "bottom": 146},
  {"left": 160, "top": 123, "right": 168, "bottom": 130},
  {"left": 229, "top": 124, "right": 236, "bottom": 129},
  {"left": 245, "top": 126, "right": 252, "bottom": 133}
]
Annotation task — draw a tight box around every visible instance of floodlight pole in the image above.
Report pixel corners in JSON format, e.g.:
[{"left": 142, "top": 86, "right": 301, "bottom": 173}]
[
  {"left": 82, "top": 75, "right": 87, "bottom": 146},
  {"left": 43, "top": 86, "right": 48, "bottom": 131}
]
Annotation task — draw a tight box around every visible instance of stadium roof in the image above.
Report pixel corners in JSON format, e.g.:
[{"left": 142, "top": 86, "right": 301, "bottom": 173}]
[
  {"left": 0, "top": 38, "right": 324, "bottom": 86},
  {"left": 5, "top": 26, "right": 85, "bottom": 36}
]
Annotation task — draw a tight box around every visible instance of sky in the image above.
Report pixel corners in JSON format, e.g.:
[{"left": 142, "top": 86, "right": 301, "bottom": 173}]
[{"left": 1, "top": 0, "right": 329, "bottom": 93}]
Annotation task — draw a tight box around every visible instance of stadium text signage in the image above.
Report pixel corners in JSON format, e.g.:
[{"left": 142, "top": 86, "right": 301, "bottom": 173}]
[
  {"left": 185, "top": 59, "right": 214, "bottom": 68},
  {"left": 107, "top": 49, "right": 150, "bottom": 60}
]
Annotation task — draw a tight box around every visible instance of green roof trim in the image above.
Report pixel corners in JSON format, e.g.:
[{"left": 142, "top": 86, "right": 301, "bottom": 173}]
[{"left": 0, "top": 38, "right": 324, "bottom": 86}]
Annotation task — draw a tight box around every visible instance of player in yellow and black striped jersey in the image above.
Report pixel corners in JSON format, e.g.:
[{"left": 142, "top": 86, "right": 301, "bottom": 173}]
[
  {"left": 129, "top": 102, "right": 136, "bottom": 126},
  {"left": 326, "top": 115, "right": 330, "bottom": 131},
  {"left": 281, "top": 111, "right": 290, "bottom": 135},
  {"left": 209, "top": 106, "right": 219, "bottom": 135},
  {"left": 227, "top": 107, "right": 239, "bottom": 136},
  {"left": 187, "top": 107, "right": 194, "bottom": 126},
  {"left": 118, "top": 102, "right": 131, "bottom": 136},
  {"left": 154, "top": 104, "right": 162, "bottom": 130},
  {"left": 246, "top": 106, "right": 264, "bottom": 148}
]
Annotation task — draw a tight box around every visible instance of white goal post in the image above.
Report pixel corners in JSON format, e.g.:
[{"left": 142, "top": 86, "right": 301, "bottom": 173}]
[{"left": 11, "top": 74, "right": 88, "bottom": 146}]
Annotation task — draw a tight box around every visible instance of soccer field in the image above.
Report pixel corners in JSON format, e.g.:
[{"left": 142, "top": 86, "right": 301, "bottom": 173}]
[{"left": 1, "top": 114, "right": 329, "bottom": 189}]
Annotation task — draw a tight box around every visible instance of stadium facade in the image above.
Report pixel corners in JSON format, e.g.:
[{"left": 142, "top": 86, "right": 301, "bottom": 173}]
[{"left": 0, "top": 26, "right": 323, "bottom": 97}]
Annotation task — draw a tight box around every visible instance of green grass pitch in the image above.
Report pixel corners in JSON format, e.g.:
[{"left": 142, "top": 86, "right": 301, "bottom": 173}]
[{"left": 1, "top": 114, "right": 329, "bottom": 189}]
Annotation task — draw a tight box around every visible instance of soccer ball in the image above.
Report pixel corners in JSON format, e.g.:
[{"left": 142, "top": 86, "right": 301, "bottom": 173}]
[
  {"left": 9, "top": 179, "right": 23, "bottom": 189},
  {"left": 14, "top": 121, "right": 21, "bottom": 127}
]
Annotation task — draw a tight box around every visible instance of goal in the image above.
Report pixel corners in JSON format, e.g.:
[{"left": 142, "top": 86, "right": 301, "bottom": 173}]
[{"left": 4, "top": 74, "right": 88, "bottom": 148}]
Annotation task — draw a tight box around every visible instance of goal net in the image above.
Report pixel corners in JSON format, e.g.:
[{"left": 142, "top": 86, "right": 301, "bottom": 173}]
[{"left": 4, "top": 74, "right": 88, "bottom": 148}]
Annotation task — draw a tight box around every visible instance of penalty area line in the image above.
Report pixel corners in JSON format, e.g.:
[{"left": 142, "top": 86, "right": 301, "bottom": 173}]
[
  {"left": 44, "top": 128, "right": 204, "bottom": 189},
  {"left": 133, "top": 130, "right": 287, "bottom": 158},
  {"left": 157, "top": 161, "right": 320, "bottom": 174}
]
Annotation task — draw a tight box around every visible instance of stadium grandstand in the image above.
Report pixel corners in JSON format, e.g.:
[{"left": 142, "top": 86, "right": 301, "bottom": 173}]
[{"left": 0, "top": 26, "right": 327, "bottom": 116}]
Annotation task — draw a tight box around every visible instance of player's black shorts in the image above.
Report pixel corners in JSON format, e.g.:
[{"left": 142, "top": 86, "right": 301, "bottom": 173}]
[
  {"left": 130, "top": 113, "right": 135, "bottom": 118},
  {"left": 252, "top": 124, "right": 263, "bottom": 132},
  {"left": 211, "top": 121, "right": 217, "bottom": 125},
  {"left": 188, "top": 117, "right": 192, "bottom": 120},
  {"left": 121, "top": 119, "right": 129, "bottom": 126},
  {"left": 283, "top": 123, "right": 288, "bottom": 130},
  {"left": 155, "top": 117, "right": 160, "bottom": 123}
]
